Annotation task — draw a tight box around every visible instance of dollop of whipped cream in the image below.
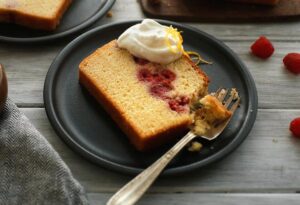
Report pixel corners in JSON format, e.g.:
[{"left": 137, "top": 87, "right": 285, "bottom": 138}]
[{"left": 117, "top": 19, "right": 184, "bottom": 64}]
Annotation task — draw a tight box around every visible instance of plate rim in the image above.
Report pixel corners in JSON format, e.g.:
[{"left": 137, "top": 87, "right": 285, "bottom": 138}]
[
  {"left": 0, "top": 0, "right": 115, "bottom": 43},
  {"left": 44, "top": 19, "right": 258, "bottom": 176}
]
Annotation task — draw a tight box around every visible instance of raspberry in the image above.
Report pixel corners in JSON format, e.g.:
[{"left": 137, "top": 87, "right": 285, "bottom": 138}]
[
  {"left": 290, "top": 117, "right": 300, "bottom": 138},
  {"left": 150, "top": 82, "right": 173, "bottom": 98},
  {"left": 251, "top": 36, "right": 274, "bottom": 59},
  {"left": 283, "top": 53, "right": 300, "bottom": 74},
  {"left": 138, "top": 68, "right": 153, "bottom": 82},
  {"left": 160, "top": 69, "right": 176, "bottom": 81}
]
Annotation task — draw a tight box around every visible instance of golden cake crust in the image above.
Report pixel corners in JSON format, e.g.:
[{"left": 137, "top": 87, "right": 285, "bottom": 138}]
[{"left": 0, "top": 0, "right": 72, "bottom": 30}]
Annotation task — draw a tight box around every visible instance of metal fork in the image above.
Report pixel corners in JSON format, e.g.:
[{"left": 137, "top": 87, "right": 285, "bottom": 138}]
[{"left": 106, "top": 88, "right": 240, "bottom": 205}]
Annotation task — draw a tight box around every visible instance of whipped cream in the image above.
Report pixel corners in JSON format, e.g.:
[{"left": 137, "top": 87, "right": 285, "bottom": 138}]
[{"left": 117, "top": 19, "right": 184, "bottom": 64}]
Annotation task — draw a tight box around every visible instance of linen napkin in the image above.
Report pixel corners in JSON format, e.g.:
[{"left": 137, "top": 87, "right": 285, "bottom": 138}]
[{"left": 0, "top": 99, "right": 88, "bottom": 205}]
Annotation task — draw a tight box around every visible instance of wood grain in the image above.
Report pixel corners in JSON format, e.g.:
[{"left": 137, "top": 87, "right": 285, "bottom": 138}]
[
  {"left": 23, "top": 108, "right": 300, "bottom": 193},
  {"left": 3, "top": 0, "right": 300, "bottom": 203},
  {"left": 1, "top": 0, "right": 300, "bottom": 108},
  {"left": 96, "top": 0, "right": 300, "bottom": 41},
  {"left": 88, "top": 193, "right": 300, "bottom": 205},
  {"left": 1, "top": 41, "right": 299, "bottom": 108},
  {"left": 140, "top": 0, "right": 300, "bottom": 22}
]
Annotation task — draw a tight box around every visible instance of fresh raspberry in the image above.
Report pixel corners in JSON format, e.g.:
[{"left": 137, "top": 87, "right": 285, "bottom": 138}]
[
  {"left": 251, "top": 36, "right": 275, "bottom": 59},
  {"left": 283, "top": 53, "right": 300, "bottom": 74},
  {"left": 290, "top": 117, "right": 300, "bottom": 138}
]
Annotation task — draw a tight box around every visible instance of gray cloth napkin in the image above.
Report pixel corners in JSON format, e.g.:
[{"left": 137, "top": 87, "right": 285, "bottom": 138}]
[{"left": 0, "top": 99, "right": 88, "bottom": 205}]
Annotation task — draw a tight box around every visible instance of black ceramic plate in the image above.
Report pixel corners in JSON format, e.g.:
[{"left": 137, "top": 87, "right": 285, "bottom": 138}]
[
  {"left": 44, "top": 20, "right": 258, "bottom": 175},
  {"left": 0, "top": 0, "right": 115, "bottom": 43}
]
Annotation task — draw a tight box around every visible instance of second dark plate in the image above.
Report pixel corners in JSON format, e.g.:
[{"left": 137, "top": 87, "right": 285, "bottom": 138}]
[
  {"left": 44, "top": 20, "right": 258, "bottom": 175},
  {"left": 0, "top": 0, "right": 115, "bottom": 43}
]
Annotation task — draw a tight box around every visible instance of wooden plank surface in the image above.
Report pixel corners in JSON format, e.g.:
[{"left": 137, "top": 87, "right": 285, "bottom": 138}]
[
  {"left": 3, "top": 0, "right": 300, "bottom": 203},
  {"left": 97, "top": 0, "right": 300, "bottom": 41},
  {"left": 23, "top": 108, "right": 300, "bottom": 193},
  {"left": 2, "top": 41, "right": 300, "bottom": 108},
  {"left": 87, "top": 193, "right": 300, "bottom": 205},
  {"left": 1, "top": 0, "right": 299, "bottom": 108},
  {"left": 140, "top": 0, "right": 300, "bottom": 22}
]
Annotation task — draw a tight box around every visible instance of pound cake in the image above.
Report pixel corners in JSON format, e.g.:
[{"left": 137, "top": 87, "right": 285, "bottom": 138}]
[
  {"left": 79, "top": 40, "right": 209, "bottom": 151},
  {"left": 0, "top": 0, "right": 72, "bottom": 30}
]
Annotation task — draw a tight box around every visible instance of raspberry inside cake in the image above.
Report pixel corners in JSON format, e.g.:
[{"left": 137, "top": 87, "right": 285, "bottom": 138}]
[
  {"left": 79, "top": 40, "right": 208, "bottom": 151},
  {"left": 136, "top": 58, "right": 191, "bottom": 113}
]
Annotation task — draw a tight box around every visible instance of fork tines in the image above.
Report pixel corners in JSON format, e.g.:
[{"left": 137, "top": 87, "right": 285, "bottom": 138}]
[{"left": 213, "top": 88, "right": 240, "bottom": 113}]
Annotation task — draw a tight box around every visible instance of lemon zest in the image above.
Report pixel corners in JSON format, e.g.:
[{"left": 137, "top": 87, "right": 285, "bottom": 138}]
[
  {"left": 185, "top": 51, "right": 213, "bottom": 65},
  {"left": 164, "top": 26, "right": 212, "bottom": 65},
  {"left": 165, "top": 26, "right": 184, "bottom": 54}
]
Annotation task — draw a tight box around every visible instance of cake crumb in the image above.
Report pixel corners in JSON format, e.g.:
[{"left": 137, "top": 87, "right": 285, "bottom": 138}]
[
  {"left": 230, "top": 88, "right": 239, "bottom": 101},
  {"left": 192, "top": 95, "right": 232, "bottom": 137},
  {"left": 188, "top": 141, "right": 203, "bottom": 152},
  {"left": 106, "top": 11, "right": 113, "bottom": 18}
]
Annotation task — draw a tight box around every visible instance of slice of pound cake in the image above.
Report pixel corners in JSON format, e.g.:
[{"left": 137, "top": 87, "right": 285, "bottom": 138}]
[
  {"left": 79, "top": 40, "right": 209, "bottom": 151},
  {"left": 0, "top": 0, "right": 72, "bottom": 30}
]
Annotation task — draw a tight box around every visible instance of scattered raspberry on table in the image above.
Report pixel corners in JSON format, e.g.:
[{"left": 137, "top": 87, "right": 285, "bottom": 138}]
[
  {"left": 251, "top": 36, "right": 275, "bottom": 59},
  {"left": 283, "top": 53, "right": 300, "bottom": 74},
  {"left": 290, "top": 117, "right": 300, "bottom": 138}
]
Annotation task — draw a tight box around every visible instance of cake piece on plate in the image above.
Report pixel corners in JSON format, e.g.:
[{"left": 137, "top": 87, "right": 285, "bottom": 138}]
[
  {"left": 0, "top": 0, "right": 72, "bottom": 30},
  {"left": 79, "top": 19, "right": 233, "bottom": 151},
  {"left": 79, "top": 40, "right": 208, "bottom": 151}
]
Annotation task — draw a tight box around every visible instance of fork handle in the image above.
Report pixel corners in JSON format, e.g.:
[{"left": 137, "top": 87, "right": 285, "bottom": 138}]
[{"left": 106, "top": 132, "right": 196, "bottom": 205}]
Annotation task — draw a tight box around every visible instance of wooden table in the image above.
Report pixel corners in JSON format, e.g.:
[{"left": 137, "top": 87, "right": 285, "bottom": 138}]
[{"left": 2, "top": 0, "right": 300, "bottom": 204}]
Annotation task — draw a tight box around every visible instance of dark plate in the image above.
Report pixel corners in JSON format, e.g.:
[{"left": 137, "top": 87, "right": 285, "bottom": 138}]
[
  {"left": 0, "top": 0, "right": 115, "bottom": 43},
  {"left": 44, "top": 20, "right": 258, "bottom": 175}
]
